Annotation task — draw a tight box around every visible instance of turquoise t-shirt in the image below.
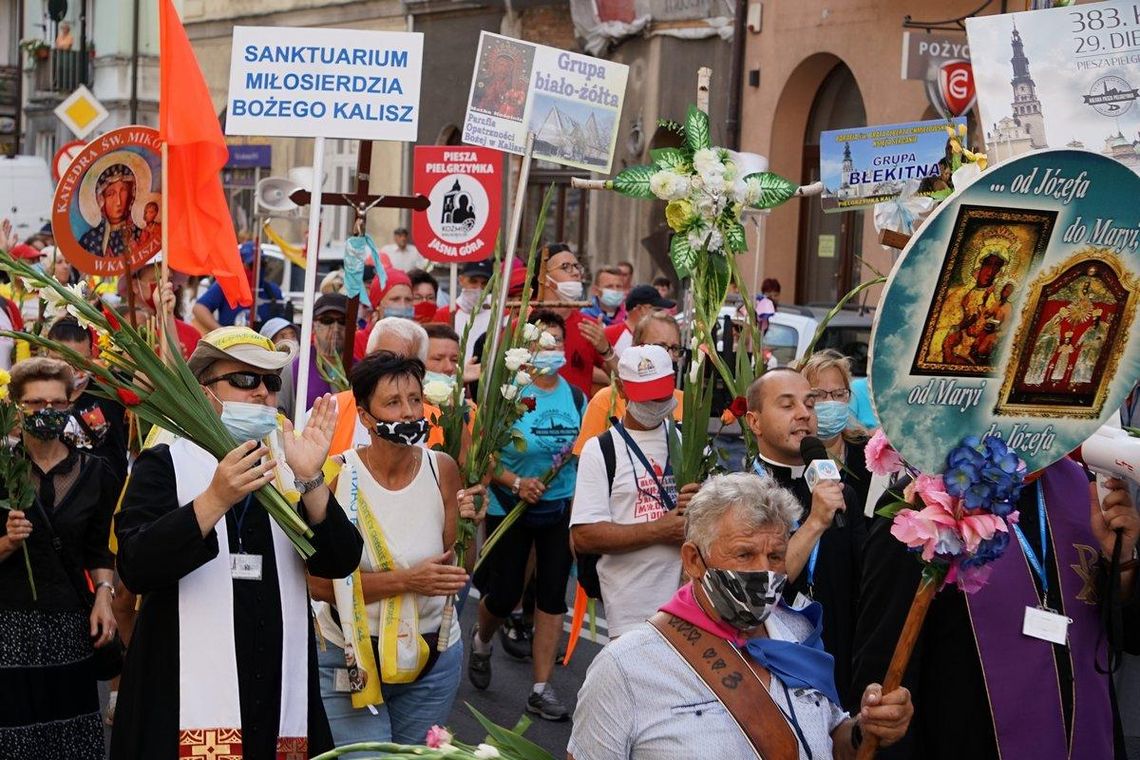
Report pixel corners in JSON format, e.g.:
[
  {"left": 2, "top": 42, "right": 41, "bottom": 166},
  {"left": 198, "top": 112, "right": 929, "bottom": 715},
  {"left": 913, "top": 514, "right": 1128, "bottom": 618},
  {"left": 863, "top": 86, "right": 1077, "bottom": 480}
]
[{"left": 488, "top": 378, "right": 585, "bottom": 516}]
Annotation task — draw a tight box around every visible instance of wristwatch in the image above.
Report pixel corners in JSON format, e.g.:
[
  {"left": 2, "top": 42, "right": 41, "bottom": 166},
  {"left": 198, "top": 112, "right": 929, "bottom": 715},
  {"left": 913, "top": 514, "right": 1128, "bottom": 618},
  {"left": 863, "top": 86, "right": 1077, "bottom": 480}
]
[
  {"left": 95, "top": 581, "right": 116, "bottom": 600},
  {"left": 511, "top": 476, "right": 522, "bottom": 494},
  {"left": 294, "top": 471, "right": 326, "bottom": 495}
]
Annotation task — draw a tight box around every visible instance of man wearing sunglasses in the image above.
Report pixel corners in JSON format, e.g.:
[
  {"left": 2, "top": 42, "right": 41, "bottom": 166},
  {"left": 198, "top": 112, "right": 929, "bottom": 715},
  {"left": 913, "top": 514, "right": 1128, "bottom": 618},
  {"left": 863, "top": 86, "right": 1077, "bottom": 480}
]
[{"left": 112, "top": 327, "right": 363, "bottom": 760}]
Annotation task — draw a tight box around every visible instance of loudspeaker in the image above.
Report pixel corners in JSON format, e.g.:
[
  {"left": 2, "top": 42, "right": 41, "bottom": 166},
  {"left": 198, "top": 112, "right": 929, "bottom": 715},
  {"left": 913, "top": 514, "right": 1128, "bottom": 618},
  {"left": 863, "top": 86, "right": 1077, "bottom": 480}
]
[{"left": 255, "top": 177, "right": 301, "bottom": 215}]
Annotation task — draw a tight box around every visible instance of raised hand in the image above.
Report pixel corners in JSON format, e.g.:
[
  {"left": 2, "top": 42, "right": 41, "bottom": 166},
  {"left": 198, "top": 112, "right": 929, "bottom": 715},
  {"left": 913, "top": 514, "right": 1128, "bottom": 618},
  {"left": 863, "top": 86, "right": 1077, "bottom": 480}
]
[{"left": 283, "top": 394, "right": 338, "bottom": 480}]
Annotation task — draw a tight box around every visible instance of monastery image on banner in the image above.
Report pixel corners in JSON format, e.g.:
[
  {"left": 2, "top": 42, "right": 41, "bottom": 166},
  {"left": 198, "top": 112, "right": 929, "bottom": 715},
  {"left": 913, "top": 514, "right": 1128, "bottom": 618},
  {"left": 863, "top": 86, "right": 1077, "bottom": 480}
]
[{"left": 529, "top": 93, "right": 613, "bottom": 169}]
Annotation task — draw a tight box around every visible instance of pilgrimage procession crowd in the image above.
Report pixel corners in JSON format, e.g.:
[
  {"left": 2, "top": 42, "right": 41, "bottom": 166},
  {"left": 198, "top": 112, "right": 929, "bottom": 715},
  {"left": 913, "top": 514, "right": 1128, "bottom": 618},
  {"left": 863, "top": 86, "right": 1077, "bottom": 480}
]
[{"left": 1, "top": 220, "right": 1139, "bottom": 760}]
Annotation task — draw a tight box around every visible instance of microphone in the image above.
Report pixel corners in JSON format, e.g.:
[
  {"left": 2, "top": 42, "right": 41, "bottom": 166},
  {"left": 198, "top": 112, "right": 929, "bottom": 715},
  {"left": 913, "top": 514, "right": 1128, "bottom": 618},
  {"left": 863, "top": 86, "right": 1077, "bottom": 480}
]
[{"left": 800, "top": 436, "right": 845, "bottom": 528}]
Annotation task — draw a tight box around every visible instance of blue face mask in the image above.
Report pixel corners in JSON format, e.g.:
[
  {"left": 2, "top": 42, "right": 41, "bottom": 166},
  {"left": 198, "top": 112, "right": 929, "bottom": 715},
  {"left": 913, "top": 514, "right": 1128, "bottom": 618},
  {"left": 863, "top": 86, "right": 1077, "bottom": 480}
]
[
  {"left": 600, "top": 288, "right": 625, "bottom": 308},
  {"left": 814, "top": 400, "right": 849, "bottom": 440},
  {"left": 220, "top": 400, "right": 279, "bottom": 442},
  {"left": 423, "top": 370, "right": 455, "bottom": 387},
  {"left": 385, "top": 305, "right": 414, "bottom": 320},
  {"left": 532, "top": 350, "right": 566, "bottom": 373}
]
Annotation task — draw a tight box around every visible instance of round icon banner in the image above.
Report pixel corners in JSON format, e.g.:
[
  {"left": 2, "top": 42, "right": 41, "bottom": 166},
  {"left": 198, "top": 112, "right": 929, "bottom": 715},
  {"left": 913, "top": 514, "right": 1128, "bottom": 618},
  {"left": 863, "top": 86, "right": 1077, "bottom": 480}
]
[
  {"left": 870, "top": 149, "right": 1140, "bottom": 474},
  {"left": 51, "top": 126, "right": 163, "bottom": 277}
]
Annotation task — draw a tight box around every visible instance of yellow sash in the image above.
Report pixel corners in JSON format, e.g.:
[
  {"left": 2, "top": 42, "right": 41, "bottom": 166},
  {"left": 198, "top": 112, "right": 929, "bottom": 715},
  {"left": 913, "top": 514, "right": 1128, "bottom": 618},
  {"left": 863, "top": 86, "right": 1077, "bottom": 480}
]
[{"left": 332, "top": 453, "right": 430, "bottom": 708}]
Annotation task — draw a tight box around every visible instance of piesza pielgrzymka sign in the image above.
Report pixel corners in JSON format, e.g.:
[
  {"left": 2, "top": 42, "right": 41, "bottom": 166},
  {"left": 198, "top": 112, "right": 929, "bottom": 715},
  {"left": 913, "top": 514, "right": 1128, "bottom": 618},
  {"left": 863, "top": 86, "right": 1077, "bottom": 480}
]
[
  {"left": 225, "top": 26, "right": 424, "bottom": 141},
  {"left": 413, "top": 146, "right": 503, "bottom": 264}
]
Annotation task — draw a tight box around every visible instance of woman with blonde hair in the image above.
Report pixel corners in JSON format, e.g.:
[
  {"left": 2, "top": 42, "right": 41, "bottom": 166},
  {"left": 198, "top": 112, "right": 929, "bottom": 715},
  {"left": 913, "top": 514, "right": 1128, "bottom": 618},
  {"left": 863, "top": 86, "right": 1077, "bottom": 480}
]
[{"left": 797, "top": 349, "right": 872, "bottom": 514}]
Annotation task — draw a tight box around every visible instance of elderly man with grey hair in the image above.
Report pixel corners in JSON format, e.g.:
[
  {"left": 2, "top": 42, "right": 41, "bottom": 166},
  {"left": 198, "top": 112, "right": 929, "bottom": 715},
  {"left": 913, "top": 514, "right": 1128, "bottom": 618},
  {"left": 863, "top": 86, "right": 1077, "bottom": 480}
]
[{"left": 568, "top": 472, "right": 913, "bottom": 760}]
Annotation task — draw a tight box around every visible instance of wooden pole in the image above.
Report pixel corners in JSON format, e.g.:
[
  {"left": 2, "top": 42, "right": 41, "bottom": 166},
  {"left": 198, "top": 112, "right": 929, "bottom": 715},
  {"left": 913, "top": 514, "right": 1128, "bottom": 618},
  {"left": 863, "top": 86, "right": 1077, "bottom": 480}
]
[
  {"left": 158, "top": 141, "right": 171, "bottom": 357},
  {"left": 483, "top": 132, "right": 535, "bottom": 375},
  {"left": 696, "top": 66, "right": 712, "bottom": 114},
  {"left": 855, "top": 579, "right": 937, "bottom": 760}
]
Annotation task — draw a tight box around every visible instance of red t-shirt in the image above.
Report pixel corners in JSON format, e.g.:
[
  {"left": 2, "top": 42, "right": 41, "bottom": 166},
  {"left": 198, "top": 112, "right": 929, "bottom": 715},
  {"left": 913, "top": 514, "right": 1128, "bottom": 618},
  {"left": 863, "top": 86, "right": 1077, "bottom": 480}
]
[
  {"left": 174, "top": 319, "right": 201, "bottom": 359},
  {"left": 560, "top": 310, "right": 604, "bottom": 395}
]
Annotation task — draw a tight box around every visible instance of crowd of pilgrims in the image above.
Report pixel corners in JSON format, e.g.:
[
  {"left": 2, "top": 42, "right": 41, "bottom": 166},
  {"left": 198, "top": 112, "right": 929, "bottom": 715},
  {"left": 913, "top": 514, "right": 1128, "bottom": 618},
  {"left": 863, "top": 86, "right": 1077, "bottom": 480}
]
[{"left": 1, "top": 233, "right": 1138, "bottom": 760}]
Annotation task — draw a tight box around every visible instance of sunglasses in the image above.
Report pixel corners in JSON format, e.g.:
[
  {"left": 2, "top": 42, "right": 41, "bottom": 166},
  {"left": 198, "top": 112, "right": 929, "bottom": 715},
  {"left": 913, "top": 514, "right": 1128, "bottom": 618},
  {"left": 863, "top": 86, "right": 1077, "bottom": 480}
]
[
  {"left": 316, "top": 316, "right": 346, "bottom": 326},
  {"left": 202, "top": 371, "right": 283, "bottom": 393}
]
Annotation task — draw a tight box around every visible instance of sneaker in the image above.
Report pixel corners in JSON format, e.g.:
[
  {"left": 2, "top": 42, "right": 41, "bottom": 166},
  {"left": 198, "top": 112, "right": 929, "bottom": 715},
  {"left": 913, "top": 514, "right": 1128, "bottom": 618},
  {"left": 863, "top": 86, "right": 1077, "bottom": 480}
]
[
  {"left": 499, "top": 614, "right": 533, "bottom": 661},
  {"left": 527, "top": 685, "right": 569, "bottom": 722},
  {"left": 468, "top": 626, "right": 492, "bottom": 691}
]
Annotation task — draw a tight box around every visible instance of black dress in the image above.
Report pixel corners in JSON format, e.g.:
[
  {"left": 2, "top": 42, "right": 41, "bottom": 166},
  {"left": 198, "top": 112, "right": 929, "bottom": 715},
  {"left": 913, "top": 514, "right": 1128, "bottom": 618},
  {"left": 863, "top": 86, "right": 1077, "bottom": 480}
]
[
  {"left": 110, "top": 445, "right": 364, "bottom": 760},
  {"left": 758, "top": 460, "right": 866, "bottom": 712},
  {"left": 0, "top": 448, "right": 120, "bottom": 760}
]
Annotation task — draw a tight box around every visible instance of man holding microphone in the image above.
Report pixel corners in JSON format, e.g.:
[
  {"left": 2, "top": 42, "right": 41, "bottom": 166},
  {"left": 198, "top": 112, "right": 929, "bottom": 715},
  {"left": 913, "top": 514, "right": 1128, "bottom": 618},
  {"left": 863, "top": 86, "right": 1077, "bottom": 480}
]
[{"left": 743, "top": 367, "right": 866, "bottom": 710}]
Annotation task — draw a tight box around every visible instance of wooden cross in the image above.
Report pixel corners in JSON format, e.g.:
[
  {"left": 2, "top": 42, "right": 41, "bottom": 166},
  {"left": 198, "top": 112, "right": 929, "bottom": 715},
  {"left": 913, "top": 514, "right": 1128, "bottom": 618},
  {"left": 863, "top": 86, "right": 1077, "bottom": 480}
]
[{"left": 288, "top": 142, "right": 430, "bottom": 370}]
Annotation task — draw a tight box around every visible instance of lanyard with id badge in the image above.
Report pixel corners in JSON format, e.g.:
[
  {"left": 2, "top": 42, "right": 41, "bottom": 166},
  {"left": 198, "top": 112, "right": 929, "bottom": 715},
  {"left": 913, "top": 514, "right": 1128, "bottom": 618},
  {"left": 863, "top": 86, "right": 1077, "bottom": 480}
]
[
  {"left": 1017, "top": 483, "right": 1071, "bottom": 646},
  {"left": 230, "top": 494, "right": 264, "bottom": 581}
]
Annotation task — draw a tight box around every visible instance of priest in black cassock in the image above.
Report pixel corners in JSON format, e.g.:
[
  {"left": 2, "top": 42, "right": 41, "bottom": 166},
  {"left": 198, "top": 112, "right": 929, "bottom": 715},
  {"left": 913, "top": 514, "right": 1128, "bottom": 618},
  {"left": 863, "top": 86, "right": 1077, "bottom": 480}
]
[
  {"left": 111, "top": 326, "right": 364, "bottom": 760},
  {"left": 743, "top": 367, "right": 866, "bottom": 710}
]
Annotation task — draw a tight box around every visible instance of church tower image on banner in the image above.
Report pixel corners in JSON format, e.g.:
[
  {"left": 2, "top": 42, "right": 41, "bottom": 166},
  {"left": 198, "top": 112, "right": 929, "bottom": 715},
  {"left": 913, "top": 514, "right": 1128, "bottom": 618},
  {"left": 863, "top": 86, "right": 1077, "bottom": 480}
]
[{"left": 985, "top": 20, "right": 1048, "bottom": 163}]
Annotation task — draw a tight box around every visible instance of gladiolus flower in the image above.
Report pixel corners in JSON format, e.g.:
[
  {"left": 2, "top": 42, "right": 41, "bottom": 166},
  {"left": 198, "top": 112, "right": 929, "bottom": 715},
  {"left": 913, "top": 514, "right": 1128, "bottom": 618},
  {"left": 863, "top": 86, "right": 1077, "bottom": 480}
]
[
  {"left": 116, "top": 387, "right": 142, "bottom": 406},
  {"left": 102, "top": 306, "right": 121, "bottom": 330},
  {"left": 522, "top": 323, "right": 541, "bottom": 342},
  {"left": 425, "top": 725, "right": 453, "bottom": 749},
  {"left": 475, "top": 744, "right": 502, "bottom": 759},
  {"left": 521, "top": 396, "right": 536, "bottom": 412},
  {"left": 500, "top": 384, "right": 519, "bottom": 401},
  {"left": 504, "top": 348, "right": 531, "bottom": 372}
]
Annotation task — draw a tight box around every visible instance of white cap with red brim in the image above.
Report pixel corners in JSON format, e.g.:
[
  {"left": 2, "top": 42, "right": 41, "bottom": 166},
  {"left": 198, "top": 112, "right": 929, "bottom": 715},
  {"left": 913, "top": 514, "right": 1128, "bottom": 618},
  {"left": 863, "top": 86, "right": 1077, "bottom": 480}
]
[{"left": 618, "top": 345, "right": 676, "bottom": 402}]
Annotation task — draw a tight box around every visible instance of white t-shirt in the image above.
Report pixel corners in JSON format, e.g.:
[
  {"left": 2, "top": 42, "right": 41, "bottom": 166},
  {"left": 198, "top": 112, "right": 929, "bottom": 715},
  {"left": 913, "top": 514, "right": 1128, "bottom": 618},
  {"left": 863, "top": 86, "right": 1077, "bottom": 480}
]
[
  {"left": 380, "top": 242, "right": 426, "bottom": 272},
  {"left": 571, "top": 425, "right": 682, "bottom": 636},
  {"left": 455, "top": 308, "right": 492, "bottom": 363},
  {"left": 0, "top": 306, "right": 13, "bottom": 371}
]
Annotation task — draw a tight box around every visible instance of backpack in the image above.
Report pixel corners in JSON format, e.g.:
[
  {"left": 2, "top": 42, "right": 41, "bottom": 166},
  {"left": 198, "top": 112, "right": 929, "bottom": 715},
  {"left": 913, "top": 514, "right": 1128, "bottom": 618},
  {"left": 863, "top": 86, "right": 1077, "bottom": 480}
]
[{"left": 576, "top": 429, "right": 617, "bottom": 600}]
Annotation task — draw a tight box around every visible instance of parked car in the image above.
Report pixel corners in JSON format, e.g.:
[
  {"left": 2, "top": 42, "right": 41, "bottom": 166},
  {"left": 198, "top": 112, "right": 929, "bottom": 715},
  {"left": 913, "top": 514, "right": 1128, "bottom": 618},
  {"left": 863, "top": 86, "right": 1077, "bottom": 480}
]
[
  {"left": 712, "top": 302, "right": 873, "bottom": 376},
  {"left": 0, "top": 155, "right": 53, "bottom": 242}
]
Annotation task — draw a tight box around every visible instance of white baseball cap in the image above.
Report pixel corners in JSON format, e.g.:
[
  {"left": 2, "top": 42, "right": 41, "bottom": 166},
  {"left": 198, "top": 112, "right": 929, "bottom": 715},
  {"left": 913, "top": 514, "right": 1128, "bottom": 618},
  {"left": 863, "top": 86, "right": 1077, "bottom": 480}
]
[{"left": 618, "top": 345, "right": 675, "bottom": 402}]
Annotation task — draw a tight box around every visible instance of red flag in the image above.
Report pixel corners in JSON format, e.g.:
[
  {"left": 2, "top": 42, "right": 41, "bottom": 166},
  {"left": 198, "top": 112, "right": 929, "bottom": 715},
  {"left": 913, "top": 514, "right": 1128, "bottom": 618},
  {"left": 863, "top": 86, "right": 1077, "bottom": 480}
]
[{"left": 159, "top": 0, "right": 251, "bottom": 307}]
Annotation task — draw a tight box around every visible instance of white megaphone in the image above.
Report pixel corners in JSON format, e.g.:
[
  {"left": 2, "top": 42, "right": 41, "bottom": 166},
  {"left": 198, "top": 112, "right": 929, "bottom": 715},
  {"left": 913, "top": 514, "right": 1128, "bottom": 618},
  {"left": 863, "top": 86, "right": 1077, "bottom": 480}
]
[
  {"left": 255, "top": 177, "right": 301, "bottom": 215},
  {"left": 1078, "top": 420, "right": 1140, "bottom": 505}
]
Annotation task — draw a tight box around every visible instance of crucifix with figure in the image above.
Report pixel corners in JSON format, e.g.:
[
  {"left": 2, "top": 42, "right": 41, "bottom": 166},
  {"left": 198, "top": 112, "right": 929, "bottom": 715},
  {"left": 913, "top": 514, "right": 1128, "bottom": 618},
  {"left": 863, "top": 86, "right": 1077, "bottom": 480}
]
[{"left": 288, "top": 142, "right": 430, "bottom": 373}]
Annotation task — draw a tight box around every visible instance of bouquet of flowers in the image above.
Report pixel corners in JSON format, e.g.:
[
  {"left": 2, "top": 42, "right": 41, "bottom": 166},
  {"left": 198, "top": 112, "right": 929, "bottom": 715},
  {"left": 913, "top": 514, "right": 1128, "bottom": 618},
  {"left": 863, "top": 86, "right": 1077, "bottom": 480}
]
[
  {"left": 855, "top": 429, "right": 1025, "bottom": 759},
  {"left": 0, "top": 250, "right": 318, "bottom": 558},
  {"left": 869, "top": 431, "right": 1025, "bottom": 592},
  {"left": 0, "top": 369, "right": 36, "bottom": 599},
  {"left": 313, "top": 705, "right": 553, "bottom": 759}
]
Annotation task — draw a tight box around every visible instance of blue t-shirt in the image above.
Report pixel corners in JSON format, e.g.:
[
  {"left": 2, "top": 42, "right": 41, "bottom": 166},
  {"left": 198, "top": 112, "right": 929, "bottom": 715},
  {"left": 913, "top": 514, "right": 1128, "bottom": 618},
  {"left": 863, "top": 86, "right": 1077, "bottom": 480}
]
[
  {"left": 197, "top": 279, "right": 284, "bottom": 326},
  {"left": 848, "top": 376, "right": 879, "bottom": 431},
  {"left": 488, "top": 378, "right": 585, "bottom": 516}
]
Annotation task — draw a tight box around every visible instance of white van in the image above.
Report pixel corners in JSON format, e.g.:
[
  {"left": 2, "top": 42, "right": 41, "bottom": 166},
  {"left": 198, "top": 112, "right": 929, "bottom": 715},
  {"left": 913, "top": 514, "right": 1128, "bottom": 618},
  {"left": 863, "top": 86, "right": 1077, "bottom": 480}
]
[{"left": 0, "top": 155, "right": 54, "bottom": 242}]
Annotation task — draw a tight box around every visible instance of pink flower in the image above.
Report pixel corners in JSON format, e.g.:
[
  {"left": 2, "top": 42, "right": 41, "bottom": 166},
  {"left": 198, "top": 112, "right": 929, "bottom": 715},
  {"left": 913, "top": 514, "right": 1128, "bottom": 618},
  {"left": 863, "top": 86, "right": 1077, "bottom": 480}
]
[
  {"left": 958, "top": 512, "right": 1007, "bottom": 553},
  {"left": 913, "top": 473, "right": 955, "bottom": 513},
  {"left": 952, "top": 562, "right": 994, "bottom": 593},
  {"left": 425, "top": 725, "right": 453, "bottom": 748},
  {"left": 890, "top": 509, "right": 941, "bottom": 560},
  {"left": 865, "top": 429, "right": 903, "bottom": 475}
]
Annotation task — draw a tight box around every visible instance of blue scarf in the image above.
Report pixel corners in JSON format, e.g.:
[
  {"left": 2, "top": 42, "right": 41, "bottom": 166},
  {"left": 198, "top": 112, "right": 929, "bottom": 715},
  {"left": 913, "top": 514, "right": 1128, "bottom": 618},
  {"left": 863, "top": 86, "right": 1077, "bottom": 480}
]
[{"left": 744, "top": 602, "right": 840, "bottom": 705}]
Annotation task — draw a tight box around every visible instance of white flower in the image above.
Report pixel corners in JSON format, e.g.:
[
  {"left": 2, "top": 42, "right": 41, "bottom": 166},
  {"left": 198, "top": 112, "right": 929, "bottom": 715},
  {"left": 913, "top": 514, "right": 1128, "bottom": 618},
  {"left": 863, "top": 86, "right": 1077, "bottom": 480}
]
[
  {"left": 688, "top": 353, "right": 704, "bottom": 384},
  {"left": 692, "top": 148, "right": 724, "bottom": 178},
  {"left": 649, "top": 170, "right": 690, "bottom": 201},
  {"left": 65, "top": 303, "right": 94, "bottom": 330},
  {"left": 702, "top": 172, "right": 727, "bottom": 195},
  {"left": 504, "top": 347, "right": 532, "bottom": 372},
  {"left": 474, "top": 744, "right": 502, "bottom": 759},
  {"left": 515, "top": 370, "right": 533, "bottom": 386},
  {"left": 741, "top": 176, "right": 764, "bottom": 206},
  {"left": 422, "top": 380, "right": 454, "bottom": 406},
  {"left": 951, "top": 162, "right": 982, "bottom": 189},
  {"left": 688, "top": 226, "right": 723, "bottom": 252},
  {"left": 538, "top": 331, "right": 557, "bottom": 349},
  {"left": 500, "top": 383, "right": 519, "bottom": 401},
  {"left": 522, "top": 322, "right": 541, "bottom": 342},
  {"left": 721, "top": 159, "right": 738, "bottom": 183}
]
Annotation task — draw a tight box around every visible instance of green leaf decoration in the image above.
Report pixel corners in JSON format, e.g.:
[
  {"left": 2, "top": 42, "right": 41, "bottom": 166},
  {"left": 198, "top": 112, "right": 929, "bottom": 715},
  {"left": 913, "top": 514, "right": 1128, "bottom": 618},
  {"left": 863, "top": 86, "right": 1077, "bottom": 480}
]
[
  {"left": 670, "top": 233, "right": 697, "bottom": 278},
  {"left": 657, "top": 118, "right": 685, "bottom": 138},
  {"left": 612, "top": 164, "right": 657, "bottom": 200},
  {"left": 875, "top": 500, "right": 909, "bottom": 519},
  {"left": 467, "top": 703, "right": 555, "bottom": 760},
  {"left": 651, "top": 147, "right": 688, "bottom": 171},
  {"left": 744, "top": 171, "right": 798, "bottom": 210},
  {"left": 685, "top": 105, "right": 711, "bottom": 152},
  {"left": 723, "top": 221, "right": 747, "bottom": 253},
  {"left": 697, "top": 253, "right": 731, "bottom": 324}
]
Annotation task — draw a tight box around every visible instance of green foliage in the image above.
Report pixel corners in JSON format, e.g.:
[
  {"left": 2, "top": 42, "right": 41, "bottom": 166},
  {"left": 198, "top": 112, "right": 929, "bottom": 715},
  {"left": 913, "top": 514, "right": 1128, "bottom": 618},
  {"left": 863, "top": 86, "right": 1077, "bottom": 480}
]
[
  {"left": 744, "top": 171, "right": 798, "bottom": 210},
  {"left": 467, "top": 703, "right": 555, "bottom": 760},
  {"left": 656, "top": 118, "right": 685, "bottom": 138},
  {"left": 669, "top": 233, "right": 697, "bottom": 278},
  {"left": 685, "top": 104, "right": 711, "bottom": 153},
  {"left": 611, "top": 164, "right": 657, "bottom": 200},
  {"left": 650, "top": 147, "right": 689, "bottom": 171},
  {"left": 723, "top": 221, "right": 747, "bottom": 253}
]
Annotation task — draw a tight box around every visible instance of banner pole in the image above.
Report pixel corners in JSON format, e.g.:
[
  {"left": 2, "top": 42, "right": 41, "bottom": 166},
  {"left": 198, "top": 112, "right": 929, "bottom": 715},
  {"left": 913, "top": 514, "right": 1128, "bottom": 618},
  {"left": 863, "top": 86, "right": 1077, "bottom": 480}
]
[
  {"left": 484, "top": 132, "right": 534, "bottom": 368},
  {"left": 449, "top": 262, "right": 458, "bottom": 310},
  {"left": 294, "top": 136, "right": 326, "bottom": 427}
]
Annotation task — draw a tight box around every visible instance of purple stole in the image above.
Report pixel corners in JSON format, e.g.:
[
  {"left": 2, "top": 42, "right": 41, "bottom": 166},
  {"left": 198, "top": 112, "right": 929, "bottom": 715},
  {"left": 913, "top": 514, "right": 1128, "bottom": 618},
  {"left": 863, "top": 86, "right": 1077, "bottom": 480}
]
[{"left": 965, "top": 458, "right": 1112, "bottom": 759}]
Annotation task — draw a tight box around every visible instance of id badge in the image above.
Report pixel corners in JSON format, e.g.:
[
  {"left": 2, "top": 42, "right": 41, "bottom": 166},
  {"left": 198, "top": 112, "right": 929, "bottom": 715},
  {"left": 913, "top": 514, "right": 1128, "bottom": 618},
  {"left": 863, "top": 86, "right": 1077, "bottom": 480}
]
[
  {"left": 1023, "top": 606, "right": 1071, "bottom": 645},
  {"left": 230, "top": 553, "right": 263, "bottom": 581},
  {"left": 333, "top": 668, "right": 353, "bottom": 693},
  {"left": 792, "top": 592, "right": 813, "bottom": 611}
]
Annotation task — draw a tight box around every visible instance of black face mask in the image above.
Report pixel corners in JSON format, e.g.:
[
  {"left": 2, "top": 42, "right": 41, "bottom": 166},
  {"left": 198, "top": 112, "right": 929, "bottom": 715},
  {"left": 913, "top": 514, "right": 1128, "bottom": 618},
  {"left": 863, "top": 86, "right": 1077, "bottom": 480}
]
[
  {"left": 24, "top": 408, "right": 71, "bottom": 441},
  {"left": 372, "top": 417, "right": 430, "bottom": 446},
  {"left": 697, "top": 548, "right": 786, "bottom": 632}
]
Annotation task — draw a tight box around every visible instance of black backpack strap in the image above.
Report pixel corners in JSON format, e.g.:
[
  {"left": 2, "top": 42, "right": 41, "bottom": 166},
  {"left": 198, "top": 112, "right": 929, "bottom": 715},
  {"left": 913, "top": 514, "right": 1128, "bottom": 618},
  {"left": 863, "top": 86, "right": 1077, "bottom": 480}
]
[
  {"left": 598, "top": 430, "right": 616, "bottom": 496},
  {"left": 569, "top": 385, "right": 586, "bottom": 415}
]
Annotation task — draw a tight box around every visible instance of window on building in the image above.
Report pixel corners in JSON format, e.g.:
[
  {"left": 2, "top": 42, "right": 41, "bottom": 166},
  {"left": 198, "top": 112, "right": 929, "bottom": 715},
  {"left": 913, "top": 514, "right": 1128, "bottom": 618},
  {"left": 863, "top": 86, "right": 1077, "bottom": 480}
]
[{"left": 324, "top": 138, "right": 360, "bottom": 245}]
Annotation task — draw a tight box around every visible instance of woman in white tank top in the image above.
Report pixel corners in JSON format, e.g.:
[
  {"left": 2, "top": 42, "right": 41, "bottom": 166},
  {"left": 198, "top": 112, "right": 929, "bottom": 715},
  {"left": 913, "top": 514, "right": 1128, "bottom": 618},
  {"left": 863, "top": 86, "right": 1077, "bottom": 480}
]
[{"left": 309, "top": 353, "right": 485, "bottom": 746}]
